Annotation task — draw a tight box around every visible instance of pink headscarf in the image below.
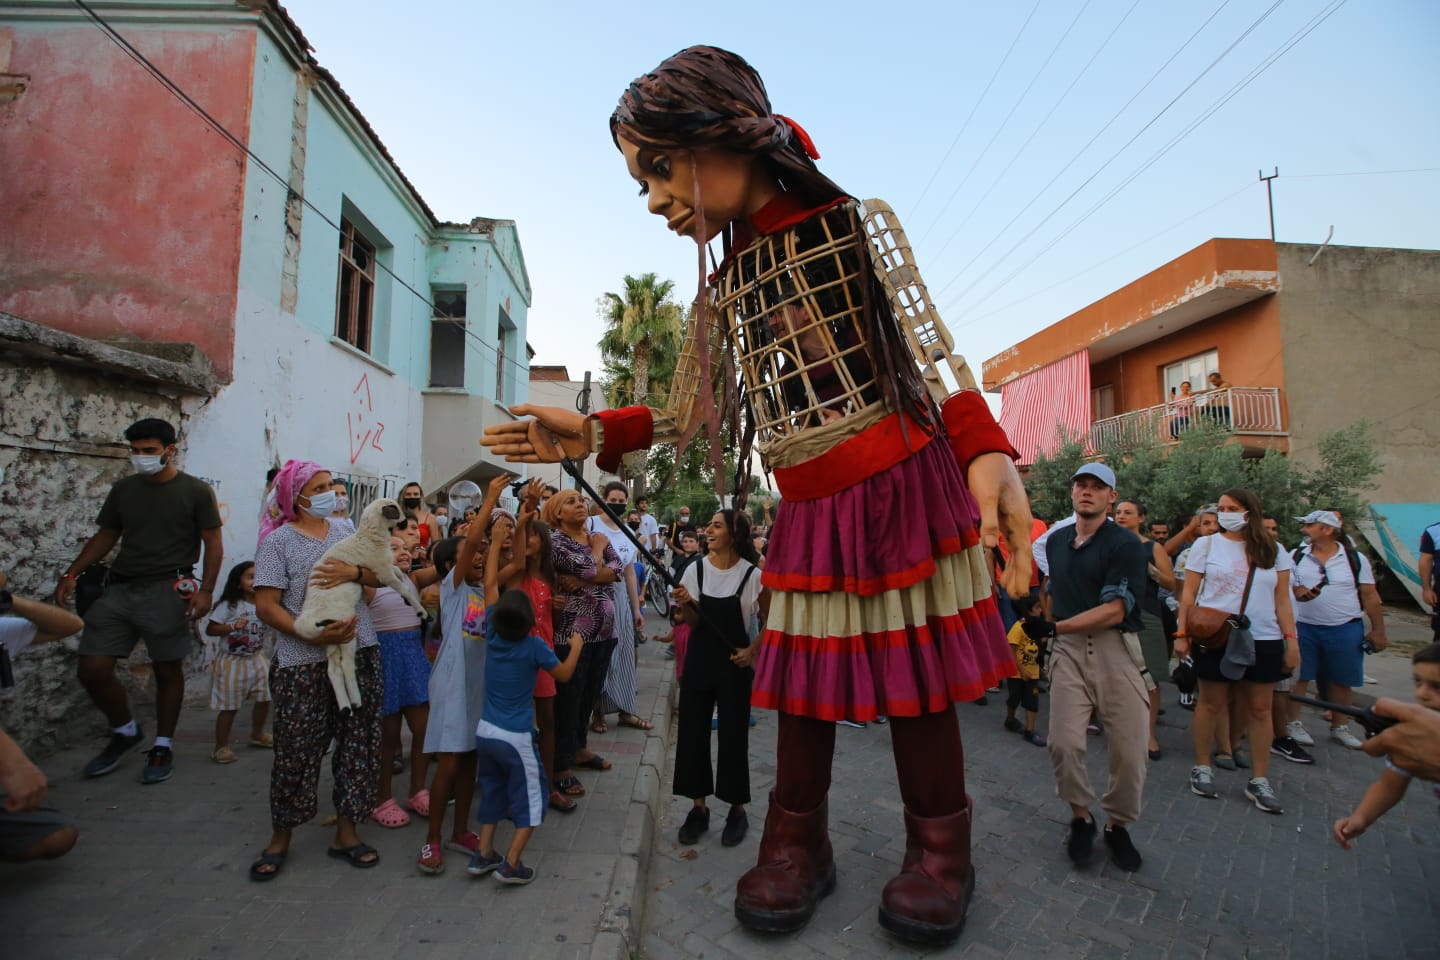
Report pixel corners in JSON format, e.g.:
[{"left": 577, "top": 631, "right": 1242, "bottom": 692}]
[{"left": 258, "top": 459, "right": 326, "bottom": 548}]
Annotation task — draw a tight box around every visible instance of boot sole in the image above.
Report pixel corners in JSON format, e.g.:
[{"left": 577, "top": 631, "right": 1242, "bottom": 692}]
[
  {"left": 734, "top": 864, "right": 836, "bottom": 933},
  {"left": 877, "top": 866, "right": 976, "bottom": 946}
]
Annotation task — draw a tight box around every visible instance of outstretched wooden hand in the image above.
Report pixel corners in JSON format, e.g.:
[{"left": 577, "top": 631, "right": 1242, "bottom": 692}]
[
  {"left": 480, "top": 404, "right": 591, "bottom": 464},
  {"left": 967, "top": 451, "right": 1034, "bottom": 599}
]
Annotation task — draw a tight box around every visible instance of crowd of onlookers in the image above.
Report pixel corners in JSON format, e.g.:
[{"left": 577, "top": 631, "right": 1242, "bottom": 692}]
[{"left": 3, "top": 416, "right": 1437, "bottom": 890}]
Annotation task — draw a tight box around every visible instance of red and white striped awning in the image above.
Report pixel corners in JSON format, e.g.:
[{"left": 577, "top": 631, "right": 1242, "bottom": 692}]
[{"left": 997, "top": 350, "right": 1091, "bottom": 466}]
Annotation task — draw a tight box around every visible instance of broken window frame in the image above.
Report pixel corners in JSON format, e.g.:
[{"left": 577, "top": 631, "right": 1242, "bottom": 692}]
[{"left": 336, "top": 218, "right": 377, "bottom": 353}]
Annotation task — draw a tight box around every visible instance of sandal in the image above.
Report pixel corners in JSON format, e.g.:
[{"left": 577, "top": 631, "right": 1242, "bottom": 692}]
[
  {"left": 590, "top": 716, "right": 609, "bottom": 734},
  {"left": 212, "top": 746, "right": 239, "bottom": 765},
  {"left": 549, "top": 790, "right": 578, "bottom": 813},
  {"left": 248, "top": 734, "right": 274, "bottom": 749},
  {"left": 445, "top": 831, "right": 480, "bottom": 855},
  {"left": 556, "top": 776, "right": 586, "bottom": 797},
  {"left": 417, "top": 842, "right": 444, "bottom": 875},
  {"left": 617, "top": 714, "right": 653, "bottom": 731},
  {"left": 575, "top": 755, "right": 612, "bottom": 771},
  {"left": 371, "top": 797, "right": 411, "bottom": 828},
  {"left": 327, "top": 842, "right": 380, "bottom": 868},
  {"left": 405, "top": 789, "right": 431, "bottom": 817},
  {"left": 249, "top": 849, "right": 287, "bottom": 882}
]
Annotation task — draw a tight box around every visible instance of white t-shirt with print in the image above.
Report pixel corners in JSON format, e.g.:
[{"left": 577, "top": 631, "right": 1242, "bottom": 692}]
[
  {"left": 1188, "top": 534, "right": 1293, "bottom": 642},
  {"left": 587, "top": 516, "right": 637, "bottom": 567},
  {"left": 1291, "top": 543, "right": 1373, "bottom": 626},
  {"left": 209, "top": 599, "right": 265, "bottom": 656}
]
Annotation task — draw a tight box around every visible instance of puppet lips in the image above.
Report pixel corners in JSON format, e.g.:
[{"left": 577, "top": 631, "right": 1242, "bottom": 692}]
[{"left": 668, "top": 213, "right": 693, "bottom": 236}]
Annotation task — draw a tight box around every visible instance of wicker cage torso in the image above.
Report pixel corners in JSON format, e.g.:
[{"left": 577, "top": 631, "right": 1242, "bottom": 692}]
[{"left": 713, "top": 202, "right": 886, "bottom": 467}]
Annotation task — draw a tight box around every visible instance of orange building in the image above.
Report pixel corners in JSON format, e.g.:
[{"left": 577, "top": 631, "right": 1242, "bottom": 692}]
[{"left": 981, "top": 239, "right": 1440, "bottom": 506}]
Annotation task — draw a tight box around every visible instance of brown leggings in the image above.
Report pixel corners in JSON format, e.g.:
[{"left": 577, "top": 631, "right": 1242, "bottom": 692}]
[{"left": 773, "top": 709, "right": 967, "bottom": 817}]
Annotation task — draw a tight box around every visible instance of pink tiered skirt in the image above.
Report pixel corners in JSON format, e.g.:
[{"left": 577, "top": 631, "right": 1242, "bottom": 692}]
[{"left": 753, "top": 434, "right": 1014, "bottom": 721}]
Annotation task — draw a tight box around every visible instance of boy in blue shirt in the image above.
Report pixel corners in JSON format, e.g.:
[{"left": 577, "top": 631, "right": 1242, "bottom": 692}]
[{"left": 469, "top": 515, "right": 583, "bottom": 884}]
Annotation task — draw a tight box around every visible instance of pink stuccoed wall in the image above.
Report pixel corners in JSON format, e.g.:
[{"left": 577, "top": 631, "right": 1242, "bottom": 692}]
[{"left": 0, "top": 24, "right": 256, "bottom": 381}]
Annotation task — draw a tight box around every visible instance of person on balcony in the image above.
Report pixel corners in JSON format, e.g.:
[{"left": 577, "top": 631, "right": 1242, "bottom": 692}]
[
  {"left": 1200, "top": 372, "right": 1233, "bottom": 429},
  {"left": 1168, "top": 381, "right": 1195, "bottom": 439}
]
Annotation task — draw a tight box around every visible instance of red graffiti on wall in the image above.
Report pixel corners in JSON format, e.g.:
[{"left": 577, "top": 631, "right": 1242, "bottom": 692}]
[{"left": 348, "top": 373, "right": 386, "bottom": 465}]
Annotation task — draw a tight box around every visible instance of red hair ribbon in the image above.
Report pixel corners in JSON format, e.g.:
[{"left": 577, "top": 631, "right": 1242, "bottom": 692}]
[{"left": 775, "top": 114, "right": 820, "bottom": 160}]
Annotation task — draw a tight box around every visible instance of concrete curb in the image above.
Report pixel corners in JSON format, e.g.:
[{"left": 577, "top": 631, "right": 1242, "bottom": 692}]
[{"left": 589, "top": 662, "right": 674, "bottom": 960}]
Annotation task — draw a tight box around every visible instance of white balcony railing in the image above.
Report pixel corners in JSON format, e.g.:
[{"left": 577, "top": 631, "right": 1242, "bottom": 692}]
[{"left": 1089, "top": 387, "right": 1286, "bottom": 448}]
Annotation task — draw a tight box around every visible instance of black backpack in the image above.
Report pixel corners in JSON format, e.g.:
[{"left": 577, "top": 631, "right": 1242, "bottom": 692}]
[{"left": 1291, "top": 541, "right": 1363, "bottom": 606}]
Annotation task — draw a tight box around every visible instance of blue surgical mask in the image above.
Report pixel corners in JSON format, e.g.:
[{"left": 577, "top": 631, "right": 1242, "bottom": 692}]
[
  {"left": 131, "top": 454, "right": 166, "bottom": 476},
  {"left": 1217, "top": 511, "right": 1248, "bottom": 532},
  {"left": 302, "top": 490, "right": 339, "bottom": 519},
  {"left": 335, "top": 495, "right": 349, "bottom": 512}
]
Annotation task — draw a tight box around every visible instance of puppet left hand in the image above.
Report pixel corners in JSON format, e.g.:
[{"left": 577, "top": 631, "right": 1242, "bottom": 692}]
[{"left": 967, "top": 451, "right": 1033, "bottom": 599}]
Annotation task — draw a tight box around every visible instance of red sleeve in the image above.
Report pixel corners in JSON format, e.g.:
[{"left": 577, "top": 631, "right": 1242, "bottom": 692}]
[
  {"left": 591, "top": 406, "right": 654, "bottom": 473},
  {"left": 940, "top": 391, "right": 1018, "bottom": 468}
]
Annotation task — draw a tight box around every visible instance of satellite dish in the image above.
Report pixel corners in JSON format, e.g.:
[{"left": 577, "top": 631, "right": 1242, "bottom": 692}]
[{"left": 447, "top": 480, "right": 481, "bottom": 514}]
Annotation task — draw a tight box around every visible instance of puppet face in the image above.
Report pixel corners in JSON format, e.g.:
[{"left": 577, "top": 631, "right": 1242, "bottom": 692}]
[{"left": 618, "top": 137, "right": 773, "bottom": 242}]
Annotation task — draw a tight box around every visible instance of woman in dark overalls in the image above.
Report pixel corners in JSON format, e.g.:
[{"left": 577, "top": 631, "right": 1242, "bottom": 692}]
[{"left": 670, "top": 509, "right": 768, "bottom": 848}]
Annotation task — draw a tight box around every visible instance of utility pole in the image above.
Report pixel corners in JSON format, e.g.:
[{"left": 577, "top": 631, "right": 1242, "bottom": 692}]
[
  {"left": 1259, "top": 168, "right": 1279, "bottom": 241},
  {"left": 572, "top": 370, "right": 592, "bottom": 491}
]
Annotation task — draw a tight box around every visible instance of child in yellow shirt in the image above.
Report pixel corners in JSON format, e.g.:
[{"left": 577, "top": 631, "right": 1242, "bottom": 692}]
[{"left": 1004, "top": 594, "right": 1046, "bottom": 747}]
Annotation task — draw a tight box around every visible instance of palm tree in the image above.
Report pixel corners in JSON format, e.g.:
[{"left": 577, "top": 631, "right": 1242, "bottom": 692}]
[{"left": 598, "top": 274, "right": 683, "bottom": 489}]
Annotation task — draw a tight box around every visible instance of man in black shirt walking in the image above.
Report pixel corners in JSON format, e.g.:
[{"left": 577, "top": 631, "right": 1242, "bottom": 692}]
[
  {"left": 1035, "top": 463, "right": 1149, "bottom": 871},
  {"left": 55, "top": 418, "right": 223, "bottom": 785}
]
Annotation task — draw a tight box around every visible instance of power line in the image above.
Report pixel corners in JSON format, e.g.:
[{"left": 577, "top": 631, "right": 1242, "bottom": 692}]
[
  {"left": 953, "top": 180, "right": 1253, "bottom": 328},
  {"left": 928, "top": 0, "right": 1240, "bottom": 303},
  {"left": 939, "top": 0, "right": 1288, "bottom": 313},
  {"left": 918, "top": 0, "right": 1098, "bottom": 251},
  {"left": 954, "top": 0, "right": 1349, "bottom": 317},
  {"left": 70, "top": 0, "right": 549, "bottom": 387},
  {"left": 925, "top": 0, "right": 1145, "bottom": 265},
  {"left": 906, "top": 0, "right": 1044, "bottom": 224},
  {"left": 1286, "top": 167, "right": 1440, "bottom": 178}
]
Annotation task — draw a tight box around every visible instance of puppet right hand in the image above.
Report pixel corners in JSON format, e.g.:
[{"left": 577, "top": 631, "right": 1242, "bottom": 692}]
[{"left": 481, "top": 405, "right": 591, "bottom": 463}]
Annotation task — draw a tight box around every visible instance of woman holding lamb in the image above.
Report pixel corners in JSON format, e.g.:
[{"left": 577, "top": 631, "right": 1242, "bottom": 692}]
[{"left": 249, "top": 459, "right": 387, "bottom": 881}]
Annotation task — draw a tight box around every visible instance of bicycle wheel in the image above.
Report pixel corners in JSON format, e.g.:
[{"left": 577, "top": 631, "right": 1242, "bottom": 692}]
[{"left": 646, "top": 563, "right": 671, "bottom": 617}]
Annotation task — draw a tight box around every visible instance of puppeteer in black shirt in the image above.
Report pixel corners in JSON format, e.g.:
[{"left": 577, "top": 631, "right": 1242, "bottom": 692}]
[{"left": 1044, "top": 520, "right": 1149, "bottom": 634}]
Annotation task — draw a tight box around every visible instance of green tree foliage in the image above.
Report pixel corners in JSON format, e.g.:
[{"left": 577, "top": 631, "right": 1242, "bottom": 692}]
[
  {"left": 1024, "top": 421, "right": 1382, "bottom": 544},
  {"left": 598, "top": 273, "right": 684, "bottom": 495}
]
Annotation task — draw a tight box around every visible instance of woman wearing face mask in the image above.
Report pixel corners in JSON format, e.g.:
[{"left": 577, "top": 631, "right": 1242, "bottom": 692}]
[
  {"left": 1176, "top": 488, "right": 1299, "bottom": 814},
  {"left": 399, "top": 481, "right": 442, "bottom": 551},
  {"left": 248, "top": 460, "right": 386, "bottom": 880},
  {"left": 587, "top": 482, "right": 650, "bottom": 733}
]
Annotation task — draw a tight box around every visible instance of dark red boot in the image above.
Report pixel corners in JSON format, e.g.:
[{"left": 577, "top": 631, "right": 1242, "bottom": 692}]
[
  {"left": 877, "top": 798, "right": 976, "bottom": 945},
  {"left": 733, "top": 791, "right": 836, "bottom": 932}
]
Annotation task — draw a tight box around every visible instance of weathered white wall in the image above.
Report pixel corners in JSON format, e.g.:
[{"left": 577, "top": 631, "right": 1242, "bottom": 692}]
[
  {"left": 183, "top": 289, "right": 425, "bottom": 564},
  {"left": 0, "top": 348, "right": 195, "bottom": 753}
]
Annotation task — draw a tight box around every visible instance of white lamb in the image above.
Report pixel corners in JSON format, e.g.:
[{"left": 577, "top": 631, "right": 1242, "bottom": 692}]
[{"left": 294, "top": 498, "right": 423, "bottom": 711}]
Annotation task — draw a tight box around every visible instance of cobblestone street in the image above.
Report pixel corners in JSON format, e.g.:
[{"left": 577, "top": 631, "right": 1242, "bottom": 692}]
[{"left": 642, "top": 642, "right": 1440, "bottom": 959}]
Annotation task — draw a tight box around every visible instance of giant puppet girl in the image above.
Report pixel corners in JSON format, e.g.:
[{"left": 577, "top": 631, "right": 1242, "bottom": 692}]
[{"left": 482, "top": 46, "right": 1032, "bottom": 946}]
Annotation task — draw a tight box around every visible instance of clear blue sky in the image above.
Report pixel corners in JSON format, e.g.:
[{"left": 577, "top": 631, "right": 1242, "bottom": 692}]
[{"left": 283, "top": 0, "right": 1439, "bottom": 392}]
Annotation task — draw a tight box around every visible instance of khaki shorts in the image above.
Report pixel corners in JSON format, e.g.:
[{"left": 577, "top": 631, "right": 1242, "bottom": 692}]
[
  {"left": 0, "top": 798, "right": 75, "bottom": 861},
  {"left": 79, "top": 579, "right": 195, "bottom": 662}
]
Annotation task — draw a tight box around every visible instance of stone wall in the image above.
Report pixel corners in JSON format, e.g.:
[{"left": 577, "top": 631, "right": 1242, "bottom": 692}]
[{"left": 0, "top": 313, "right": 215, "bottom": 755}]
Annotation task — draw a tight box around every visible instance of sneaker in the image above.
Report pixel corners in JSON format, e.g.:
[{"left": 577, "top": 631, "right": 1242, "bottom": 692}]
[
  {"left": 140, "top": 745, "right": 173, "bottom": 784},
  {"left": 1286, "top": 720, "right": 1315, "bottom": 746},
  {"left": 83, "top": 727, "right": 145, "bottom": 778},
  {"left": 1003, "top": 716, "right": 1023, "bottom": 733},
  {"left": 721, "top": 807, "right": 748, "bottom": 847},
  {"left": 1086, "top": 720, "right": 1103, "bottom": 736},
  {"left": 973, "top": 696, "right": 990, "bottom": 706},
  {"left": 1023, "top": 731, "right": 1048, "bottom": 747},
  {"left": 1179, "top": 692, "right": 1196, "bottom": 711},
  {"left": 1234, "top": 743, "right": 1251, "bottom": 769},
  {"left": 1364, "top": 674, "right": 1378, "bottom": 685},
  {"left": 837, "top": 719, "right": 866, "bottom": 729},
  {"left": 1103, "top": 824, "right": 1143, "bottom": 871},
  {"left": 1270, "top": 736, "right": 1315, "bottom": 764},
  {"left": 678, "top": 806, "right": 710, "bottom": 845},
  {"left": 1067, "top": 815, "right": 1097, "bottom": 864},
  {"left": 872, "top": 715, "right": 888, "bottom": 725},
  {"left": 466, "top": 850, "right": 504, "bottom": 876},
  {"left": 1212, "top": 752, "right": 1238, "bottom": 771},
  {"left": 1331, "top": 725, "right": 1364, "bottom": 749},
  {"left": 1189, "top": 765, "right": 1218, "bottom": 798},
  {"left": 493, "top": 859, "right": 535, "bottom": 885},
  {"left": 1245, "top": 777, "right": 1284, "bottom": 814}
]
